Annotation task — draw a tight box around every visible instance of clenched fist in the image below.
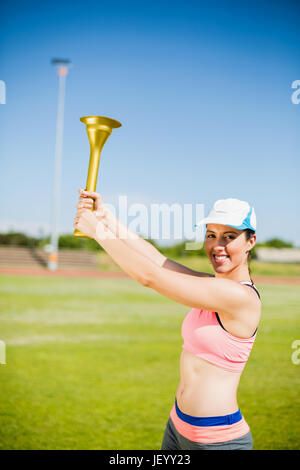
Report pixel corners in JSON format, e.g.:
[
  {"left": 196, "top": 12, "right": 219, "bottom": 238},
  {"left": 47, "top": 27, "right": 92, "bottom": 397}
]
[{"left": 73, "top": 188, "right": 106, "bottom": 238}]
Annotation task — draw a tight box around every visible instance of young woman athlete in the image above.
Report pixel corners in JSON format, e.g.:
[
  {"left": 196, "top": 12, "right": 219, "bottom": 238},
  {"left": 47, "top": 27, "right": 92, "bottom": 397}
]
[{"left": 74, "top": 193, "right": 261, "bottom": 450}]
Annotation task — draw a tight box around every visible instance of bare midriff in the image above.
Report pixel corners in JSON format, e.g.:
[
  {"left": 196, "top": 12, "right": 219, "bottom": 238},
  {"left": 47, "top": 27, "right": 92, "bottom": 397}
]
[{"left": 176, "top": 350, "right": 242, "bottom": 417}]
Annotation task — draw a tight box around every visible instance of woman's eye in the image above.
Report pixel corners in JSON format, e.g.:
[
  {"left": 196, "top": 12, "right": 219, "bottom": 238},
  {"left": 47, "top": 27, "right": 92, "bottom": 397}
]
[{"left": 206, "top": 234, "right": 235, "bottom": 240}]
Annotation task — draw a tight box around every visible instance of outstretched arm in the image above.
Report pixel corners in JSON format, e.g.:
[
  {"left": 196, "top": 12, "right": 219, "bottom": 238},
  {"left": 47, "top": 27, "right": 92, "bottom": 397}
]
[
  {"left": 161, "top": 258, "right": 214, "bottom": 277},
  {"left": 77, "top": 189, "right": 212, "bottom": 278},
  {"left": 74, "top": 208, "right": 161, "bottom": 285},
  {"left": 74, "top": 206, "right": 251, "bottom": 318}
]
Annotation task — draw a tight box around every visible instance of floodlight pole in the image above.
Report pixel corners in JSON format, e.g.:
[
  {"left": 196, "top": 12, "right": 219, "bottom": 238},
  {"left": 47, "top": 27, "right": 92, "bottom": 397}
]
[{"left": 48, "top": 59, "right": 71, "bottom": 271}]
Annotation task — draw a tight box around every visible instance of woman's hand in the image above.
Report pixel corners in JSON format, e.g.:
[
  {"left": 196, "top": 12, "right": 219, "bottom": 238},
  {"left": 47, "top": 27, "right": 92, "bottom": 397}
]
[
  {"left": 76, "top": 188, "right": 107, "bottom": 220},
  {"left": 73, "top": 188, "right": 104, "bottom": 238}
]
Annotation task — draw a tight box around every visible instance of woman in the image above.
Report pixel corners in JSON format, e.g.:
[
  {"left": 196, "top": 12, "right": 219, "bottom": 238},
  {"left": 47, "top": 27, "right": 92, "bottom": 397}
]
[{"left": 74, "top": 193, "right": 261, "bottom": 450}]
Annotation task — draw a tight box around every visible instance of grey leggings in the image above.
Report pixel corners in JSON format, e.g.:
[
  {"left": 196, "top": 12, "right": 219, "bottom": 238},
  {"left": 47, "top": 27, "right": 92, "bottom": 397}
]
[{"left": 161, "top": 417, "right": 253, "bottom": 450}]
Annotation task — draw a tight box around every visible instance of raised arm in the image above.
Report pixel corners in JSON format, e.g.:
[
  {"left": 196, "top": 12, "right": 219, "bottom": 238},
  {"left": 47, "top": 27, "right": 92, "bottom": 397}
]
[
  {"left": 77, "top": 189, "right": 212, "bottom": 278},
  {"left": 74, "top": 205, "right": 255, "bottom": 322},
  {"left": 161, "top": 258, "right": 214, "bottom": 277}
]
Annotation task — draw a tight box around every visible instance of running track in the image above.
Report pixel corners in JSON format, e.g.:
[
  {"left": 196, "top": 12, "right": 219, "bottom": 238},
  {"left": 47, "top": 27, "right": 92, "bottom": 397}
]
[{"left": 0, "top": 267, "right": 299, "bottom": 285}]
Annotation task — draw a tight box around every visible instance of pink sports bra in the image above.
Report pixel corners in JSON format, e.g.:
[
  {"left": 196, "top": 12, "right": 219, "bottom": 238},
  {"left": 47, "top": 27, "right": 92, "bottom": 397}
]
[{"left": 181, "top": 281, "right": 260, "bottom": 373}]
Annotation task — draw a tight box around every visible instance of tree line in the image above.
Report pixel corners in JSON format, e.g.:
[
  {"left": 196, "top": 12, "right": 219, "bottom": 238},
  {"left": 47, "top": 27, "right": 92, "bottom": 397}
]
[{"left": 0, "top": 232, "right": 295, "bottom": 259}]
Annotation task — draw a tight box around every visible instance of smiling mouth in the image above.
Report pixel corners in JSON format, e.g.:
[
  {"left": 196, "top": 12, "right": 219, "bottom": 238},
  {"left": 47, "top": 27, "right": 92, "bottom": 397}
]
[{"left": 213, "top": 254, "right": 230, "bottom": 264}]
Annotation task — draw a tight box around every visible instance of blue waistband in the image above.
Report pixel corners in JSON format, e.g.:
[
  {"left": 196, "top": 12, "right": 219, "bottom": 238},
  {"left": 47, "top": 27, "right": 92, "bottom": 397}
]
[{"left": 175, "top": 398, "right": 242, "bottom": 427}]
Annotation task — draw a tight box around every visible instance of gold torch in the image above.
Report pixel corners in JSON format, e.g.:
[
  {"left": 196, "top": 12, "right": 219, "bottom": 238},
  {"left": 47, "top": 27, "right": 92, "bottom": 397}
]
[{"left": 74, "top": 115, "right": 122, "bottom": 238}]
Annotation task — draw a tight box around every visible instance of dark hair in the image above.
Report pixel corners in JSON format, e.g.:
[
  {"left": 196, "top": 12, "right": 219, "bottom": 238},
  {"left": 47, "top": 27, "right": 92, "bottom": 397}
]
[{"left": 244, "top": 229, "right": 255, "bottom": 283}]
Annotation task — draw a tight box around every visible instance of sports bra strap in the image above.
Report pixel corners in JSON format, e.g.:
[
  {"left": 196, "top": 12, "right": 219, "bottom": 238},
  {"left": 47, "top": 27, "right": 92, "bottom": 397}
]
[
  {"left": 240, "top": 281, "right": 261, "bottom": 300},
  {"left": 215, "top": 281, "right": 260, "bottom": 337}
]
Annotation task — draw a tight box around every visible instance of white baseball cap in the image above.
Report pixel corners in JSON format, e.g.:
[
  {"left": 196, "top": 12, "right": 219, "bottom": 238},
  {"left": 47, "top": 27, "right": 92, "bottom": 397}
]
[{"left": 195, "top": 198, "right": 256, "bottom": 231}]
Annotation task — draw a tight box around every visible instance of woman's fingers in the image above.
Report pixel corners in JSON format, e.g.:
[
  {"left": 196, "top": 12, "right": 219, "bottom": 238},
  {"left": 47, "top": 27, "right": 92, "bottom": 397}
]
[
  {"left": 76, "top": 200, "right": 93, "bottom": 209},
  {"left": 73, "top": 208, "right": 86, "bottom": 227},
  {"left": 76, "top": 188, "right": 106, "bottom": 224},
  {"left": 78, "top": 188, "right": 104, "bottom": 211},
  {"left": 77, "top": 189, "right": 94, "bottom": 209},
  {"left": 78, "top": 188, "right": 100, "bottom": 200},
  {"left": 79, "top": 196, "right": 94, "bottom": 203}
]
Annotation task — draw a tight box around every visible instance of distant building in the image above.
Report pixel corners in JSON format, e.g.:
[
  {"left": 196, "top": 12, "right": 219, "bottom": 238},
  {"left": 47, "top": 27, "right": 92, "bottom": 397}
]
[{"left": 256, "top": 248, "right": 300, "bottom": 263}]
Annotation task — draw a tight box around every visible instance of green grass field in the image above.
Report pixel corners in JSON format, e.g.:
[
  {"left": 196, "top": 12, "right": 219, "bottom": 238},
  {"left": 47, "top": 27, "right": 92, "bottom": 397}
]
[
  {"left": 99, "top": 252, "right": 300, "bottom": 278},
  {"left": 0, "top": 274, "right": 299, "bottom": 450}
]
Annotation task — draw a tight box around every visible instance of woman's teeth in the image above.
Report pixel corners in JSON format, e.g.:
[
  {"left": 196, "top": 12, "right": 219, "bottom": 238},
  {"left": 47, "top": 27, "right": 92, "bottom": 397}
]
[{"left": 213, "top": 255, "right": 229, "bottom": 263}]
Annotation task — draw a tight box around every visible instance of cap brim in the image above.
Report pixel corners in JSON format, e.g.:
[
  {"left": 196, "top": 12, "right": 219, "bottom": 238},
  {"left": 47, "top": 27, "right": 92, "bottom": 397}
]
[
  {"left": 194, "top": 216, "right": 255, "bottom": 231},
  {"left": 194, "top": 217, "right": 211, "bottom": 227}
]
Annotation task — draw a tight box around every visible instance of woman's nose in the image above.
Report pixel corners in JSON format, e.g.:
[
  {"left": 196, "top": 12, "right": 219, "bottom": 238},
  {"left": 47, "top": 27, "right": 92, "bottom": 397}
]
[{"left": 213, "top": 238, "right": 227, "bottom": 248}]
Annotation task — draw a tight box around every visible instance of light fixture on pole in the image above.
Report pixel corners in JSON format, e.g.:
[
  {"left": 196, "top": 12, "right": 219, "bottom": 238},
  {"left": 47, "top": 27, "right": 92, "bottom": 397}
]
[{"left": 48, "top": 58, "right": 71, "bottom": 271}]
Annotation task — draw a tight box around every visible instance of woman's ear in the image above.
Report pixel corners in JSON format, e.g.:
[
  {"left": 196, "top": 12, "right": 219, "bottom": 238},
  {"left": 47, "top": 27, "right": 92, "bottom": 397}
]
[{"left": 247, "top": 233, "right": 256, "bottom": 252}]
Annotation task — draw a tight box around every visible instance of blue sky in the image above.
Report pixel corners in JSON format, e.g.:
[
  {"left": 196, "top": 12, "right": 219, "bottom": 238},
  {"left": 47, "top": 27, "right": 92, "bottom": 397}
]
[{"left": 0, "top": 0, "right": 299, "bottom": 246}]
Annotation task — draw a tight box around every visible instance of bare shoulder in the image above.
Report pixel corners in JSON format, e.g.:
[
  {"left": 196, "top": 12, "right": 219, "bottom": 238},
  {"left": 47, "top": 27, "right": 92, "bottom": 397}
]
[
  {"left": 217, "top": 283, "right": 261, "bottom": 338},
  {"left": 148, "top": 267, "right": 258, "bottom": 320}
]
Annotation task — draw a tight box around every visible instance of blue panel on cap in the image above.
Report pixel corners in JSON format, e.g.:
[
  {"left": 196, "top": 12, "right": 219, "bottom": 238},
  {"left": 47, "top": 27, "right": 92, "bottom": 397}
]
[{"left": 225, "top": 207, "right": 255, "bottom": 231}]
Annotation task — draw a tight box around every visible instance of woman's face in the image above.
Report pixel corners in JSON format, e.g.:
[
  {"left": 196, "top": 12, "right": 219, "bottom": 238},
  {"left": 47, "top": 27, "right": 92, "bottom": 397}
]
[{"left": 204, "top": 224, "right": 256, "bottom": 274}]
